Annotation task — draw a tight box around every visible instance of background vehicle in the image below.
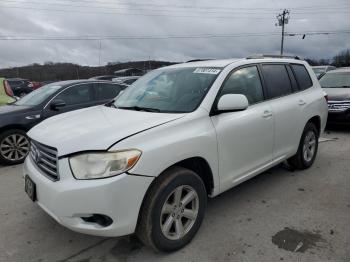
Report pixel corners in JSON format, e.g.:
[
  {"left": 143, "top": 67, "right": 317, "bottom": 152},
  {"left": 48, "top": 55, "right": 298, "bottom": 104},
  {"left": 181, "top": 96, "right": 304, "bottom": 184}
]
[
  {"left": 6, "top": 78, "right": 34, "bottom": 97},
  {"left": 89, "top": 75, "right": 116, "bottom": 81},
  {"left": 24, "top": 57, "right": 327, "bottom": 252},
  {"left": 319, "top": 68, "right": 350, "bottom": 125},
  {"left": 112, "top": 76, "right": 140, "bottom": 86},
  {"left": 0, "top": 80, "right": 126, "bottom": 165},
  {"left": 312, "top": 65, "right": 336, "bottom": 78},
  {"left": 0, "top": 78, "right": 16, "bottom": 106},
  {"left": 31, "top": 81, "right": 42, "bottom": 90}
]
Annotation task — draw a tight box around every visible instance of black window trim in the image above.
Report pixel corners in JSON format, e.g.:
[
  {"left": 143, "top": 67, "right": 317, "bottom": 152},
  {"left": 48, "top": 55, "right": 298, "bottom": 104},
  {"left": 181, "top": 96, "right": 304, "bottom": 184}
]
[
  {"left": 210, "top": 63, "right": 267, "bottom": 116},
  {"left": 289, "top": 63, "right": 314, "bottom": 91}
]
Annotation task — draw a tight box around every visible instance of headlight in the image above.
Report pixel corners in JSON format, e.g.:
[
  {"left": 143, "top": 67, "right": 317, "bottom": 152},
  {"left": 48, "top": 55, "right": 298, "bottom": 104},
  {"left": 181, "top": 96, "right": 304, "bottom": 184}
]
[{"left": 69, "top": 150, "right": 141, "bottom": 180}]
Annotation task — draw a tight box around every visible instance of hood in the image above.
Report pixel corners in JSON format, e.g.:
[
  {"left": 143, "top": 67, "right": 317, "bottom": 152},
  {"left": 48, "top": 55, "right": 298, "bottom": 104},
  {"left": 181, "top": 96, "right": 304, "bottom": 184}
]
[
  {"left": 0, "top": 104, "right": 33, "bottom": 115},
  {"left": 28, "top": 105, "right": 185, "bottom": 157},
  {"left": 323, "top": 88, "right": 350, "bottom": 101}
]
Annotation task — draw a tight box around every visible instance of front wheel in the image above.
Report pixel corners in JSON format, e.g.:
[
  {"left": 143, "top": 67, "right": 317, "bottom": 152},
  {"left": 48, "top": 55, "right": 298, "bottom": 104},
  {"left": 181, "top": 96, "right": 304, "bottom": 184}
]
[
  {"left": 0, "top": 129, "right": 30, "bottom": 165},
  {"left": 287, "top": 122, "right": 319, "bottom": 170},
  {"left": 136, "top": 166, "right": 207, "bottom": 252}
]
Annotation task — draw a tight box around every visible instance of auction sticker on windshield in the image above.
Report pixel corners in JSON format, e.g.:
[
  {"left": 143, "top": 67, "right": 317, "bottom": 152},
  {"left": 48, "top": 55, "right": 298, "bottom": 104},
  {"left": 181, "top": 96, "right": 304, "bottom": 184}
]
[{"left": 193, "top": 68, "right": 221, "bottom": 74}]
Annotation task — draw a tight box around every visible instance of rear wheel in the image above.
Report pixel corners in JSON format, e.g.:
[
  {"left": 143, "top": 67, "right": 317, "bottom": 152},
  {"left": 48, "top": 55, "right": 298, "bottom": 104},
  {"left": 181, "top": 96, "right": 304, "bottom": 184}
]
[
  {"left": 0, "top": 129, "right": 30, "bottom": 165},
  {"left": 136, "top": 166, "right": 207, "bottom": 252},
  {"left": 287, "top": 122, "right": 319, "bottom": 170}
]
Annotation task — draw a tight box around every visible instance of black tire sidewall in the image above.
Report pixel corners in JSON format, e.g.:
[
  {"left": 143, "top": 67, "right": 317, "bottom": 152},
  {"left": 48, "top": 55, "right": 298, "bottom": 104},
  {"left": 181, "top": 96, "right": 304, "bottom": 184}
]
[
  {"left": 150, "top": 170, "right": 207, "bottom": 252},
  {"left": 0, "top": 129, "right": 29, "bottom": 165}
]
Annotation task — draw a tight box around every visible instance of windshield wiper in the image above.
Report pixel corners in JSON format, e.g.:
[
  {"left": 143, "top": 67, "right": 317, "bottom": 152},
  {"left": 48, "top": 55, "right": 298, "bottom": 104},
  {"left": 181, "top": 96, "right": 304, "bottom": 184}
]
[{"left": 117, "top": 106, "right": 161, "bottom": 112}]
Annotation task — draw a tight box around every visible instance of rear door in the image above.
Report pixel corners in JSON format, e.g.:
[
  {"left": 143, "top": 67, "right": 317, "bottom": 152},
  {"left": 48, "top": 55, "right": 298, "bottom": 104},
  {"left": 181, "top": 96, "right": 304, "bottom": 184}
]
[
  {"left": 260, "top": 63, "right": 304, "bottom": 159},
  {"left": 43, "top": 83, "right": 95, "bottom": 118},
  {"left": 211, "top": 65, "right": 274, "bottom": 191}
]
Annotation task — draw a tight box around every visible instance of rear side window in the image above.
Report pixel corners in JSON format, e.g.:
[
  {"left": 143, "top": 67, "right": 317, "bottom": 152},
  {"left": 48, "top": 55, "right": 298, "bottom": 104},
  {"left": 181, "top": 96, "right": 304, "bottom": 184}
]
[
  {"left": 219, "top": 66, "right": 264, "bottom": 105},
  {"left": 261, "top": 64, "right": 292, "bottom": 99},
  {"left": 95, "top": 83, "right": 122, "bottom": 100},
  {"left": 291, "top": 64, "right": 313, "bottom": 90}
]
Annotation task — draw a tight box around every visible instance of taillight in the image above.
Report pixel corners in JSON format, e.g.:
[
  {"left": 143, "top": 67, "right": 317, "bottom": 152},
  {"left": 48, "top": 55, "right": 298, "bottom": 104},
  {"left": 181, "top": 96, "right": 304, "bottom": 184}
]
[{"left": 4, "top": 80, "right": 14, "bottom": 97}]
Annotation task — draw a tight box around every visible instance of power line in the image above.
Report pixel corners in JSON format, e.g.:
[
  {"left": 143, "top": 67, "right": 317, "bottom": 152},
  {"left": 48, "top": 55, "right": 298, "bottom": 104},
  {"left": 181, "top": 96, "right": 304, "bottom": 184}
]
[
  {"left": 0, "top": 5, "right": 277, "bottom": 19},
  {"left": 0, "top": 30, "right": 349, "bottom": 41},
  {"left": 1, "top": 0, "right": 350, "bottom": 15}
]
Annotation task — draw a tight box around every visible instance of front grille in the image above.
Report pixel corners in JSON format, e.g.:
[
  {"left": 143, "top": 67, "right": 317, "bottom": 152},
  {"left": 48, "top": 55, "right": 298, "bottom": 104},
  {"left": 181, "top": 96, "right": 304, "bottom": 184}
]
[
  {"left": 328, "top": 101, "right": 350, "bottom": 112},
  {"left": 30, "top": 140, "right": 59, "bottom": 181}
]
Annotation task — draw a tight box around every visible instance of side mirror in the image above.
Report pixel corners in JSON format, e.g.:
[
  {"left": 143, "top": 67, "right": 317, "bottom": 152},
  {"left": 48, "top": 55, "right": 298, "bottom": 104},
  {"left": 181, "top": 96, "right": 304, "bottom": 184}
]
[
  {"left": 50, "top": 99, "right": 66, "bottom": 110},
  {"left": 216, "top": 94, "right": 249, "bottom": 113}
]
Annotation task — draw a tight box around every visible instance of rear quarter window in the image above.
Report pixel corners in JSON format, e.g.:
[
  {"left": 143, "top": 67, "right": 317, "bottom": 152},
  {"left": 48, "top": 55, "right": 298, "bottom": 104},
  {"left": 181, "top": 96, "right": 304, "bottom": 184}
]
[{"left": 291, "top": 64, "right": 313, "bottom": 90}]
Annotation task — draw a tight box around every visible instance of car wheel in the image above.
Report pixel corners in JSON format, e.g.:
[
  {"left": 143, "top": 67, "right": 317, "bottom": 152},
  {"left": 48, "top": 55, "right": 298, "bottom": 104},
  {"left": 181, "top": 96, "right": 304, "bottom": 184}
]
[
  {"left": 287, "top": 122, "right": 319, "bottom": 170},
  {"left": 137, "top": 166, "right": 207, "bottom": 252},
  {"left": 0, "top": 129, "right": 30, "bottom": 165}
]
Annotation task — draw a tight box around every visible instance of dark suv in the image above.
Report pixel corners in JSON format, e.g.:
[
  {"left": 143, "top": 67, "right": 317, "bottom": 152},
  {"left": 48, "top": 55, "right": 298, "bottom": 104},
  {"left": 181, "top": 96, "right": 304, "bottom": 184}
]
[
  {"left": 6, "top": 78, "right": 34, "bottom": 97},
  {"left": 0, "top": 80, "right": 126, "bottom": 165}
]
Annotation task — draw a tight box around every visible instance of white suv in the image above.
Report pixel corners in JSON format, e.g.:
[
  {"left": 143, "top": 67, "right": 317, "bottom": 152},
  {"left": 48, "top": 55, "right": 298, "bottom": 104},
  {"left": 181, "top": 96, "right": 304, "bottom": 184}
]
[{"left": 24, "top": 56, "right": 328, "bottom": 252}]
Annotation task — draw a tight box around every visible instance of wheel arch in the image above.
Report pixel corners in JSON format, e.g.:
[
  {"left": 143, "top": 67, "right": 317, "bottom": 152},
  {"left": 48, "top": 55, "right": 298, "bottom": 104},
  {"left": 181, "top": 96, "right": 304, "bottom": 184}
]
[
  {"left": 307, "top": 115, "right": 321, "bottom": 136},
  {"left": 0, "top": 124, "right": 30, "bottom": 134}
]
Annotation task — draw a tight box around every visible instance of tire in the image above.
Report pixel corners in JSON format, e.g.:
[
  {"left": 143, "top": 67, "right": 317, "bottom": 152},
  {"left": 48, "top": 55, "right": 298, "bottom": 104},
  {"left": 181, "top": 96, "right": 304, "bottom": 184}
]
[
  {"left": 287, "top": 122, "right": 319, "bottom": 170},
  {"left": 136, "top": 166, "right": 207, "bottom": 252},
  {"left": 0, "top": 129, "right": 30, "bottom": 165}
]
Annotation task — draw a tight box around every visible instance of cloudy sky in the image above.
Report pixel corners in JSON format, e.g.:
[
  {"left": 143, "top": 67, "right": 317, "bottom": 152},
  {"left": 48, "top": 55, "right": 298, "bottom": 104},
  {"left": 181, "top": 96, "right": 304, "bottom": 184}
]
[{"left": 0, "top": 0, "right": 349, "bottom": 68}]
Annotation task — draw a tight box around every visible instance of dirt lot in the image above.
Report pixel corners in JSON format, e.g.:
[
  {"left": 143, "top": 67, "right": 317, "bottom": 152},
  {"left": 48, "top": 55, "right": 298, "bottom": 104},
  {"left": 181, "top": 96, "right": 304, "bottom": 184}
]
[{"left": 0, "top": 128, "right": 349, "bottom": 262}]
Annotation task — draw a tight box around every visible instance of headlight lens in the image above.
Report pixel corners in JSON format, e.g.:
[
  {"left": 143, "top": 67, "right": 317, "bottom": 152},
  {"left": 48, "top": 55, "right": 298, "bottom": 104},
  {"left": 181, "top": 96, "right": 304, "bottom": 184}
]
[{"left": 69, "top": 150, "right": 141, "bottom": 180}]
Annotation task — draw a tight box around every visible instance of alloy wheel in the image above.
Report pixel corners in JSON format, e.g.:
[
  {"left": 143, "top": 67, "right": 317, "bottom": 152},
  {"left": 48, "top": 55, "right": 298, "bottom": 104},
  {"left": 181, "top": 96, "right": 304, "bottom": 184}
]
[
  {"left": 0, "top": 134, "right": 30, "bottom": 162},
  {"left": 302, "top": 130, "right": 316, "bottom": 162},
  {"left": 160, "top": 185, "right": 199, "bottom": 240}
]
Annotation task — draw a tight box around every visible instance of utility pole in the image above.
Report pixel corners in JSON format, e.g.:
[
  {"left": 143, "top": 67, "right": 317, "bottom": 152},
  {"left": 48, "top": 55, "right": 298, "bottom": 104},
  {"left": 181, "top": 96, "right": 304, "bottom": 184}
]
[{"left": 276, "top": 9, "right": 290, "bottom": 56}]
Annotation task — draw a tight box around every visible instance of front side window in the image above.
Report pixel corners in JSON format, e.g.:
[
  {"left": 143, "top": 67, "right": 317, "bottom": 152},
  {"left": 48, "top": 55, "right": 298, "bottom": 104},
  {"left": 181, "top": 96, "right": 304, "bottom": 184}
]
[
  {"left": 56, "top": 84, "right": 93, "bottom": 105},
  {"left": 261, "top": 64, "right": 292, "bottom": 99},
  {"left": 219, "top": 66, "right": 264, "bottom": 105},
  {"left": 319, "top": 72, "right": 350, "bottom": 88},
  {"left": 291, "top": 64, "right": 313, "bottom": 90},
  {"left": 114, "top": 67, "right": 221, "bottom": 113}
]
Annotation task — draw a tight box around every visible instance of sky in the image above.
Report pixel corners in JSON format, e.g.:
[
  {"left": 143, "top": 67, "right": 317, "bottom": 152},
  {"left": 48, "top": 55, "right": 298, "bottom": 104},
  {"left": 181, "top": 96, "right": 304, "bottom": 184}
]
[{"left": 0, "top": 0, "right": 349, "bottom": 68}]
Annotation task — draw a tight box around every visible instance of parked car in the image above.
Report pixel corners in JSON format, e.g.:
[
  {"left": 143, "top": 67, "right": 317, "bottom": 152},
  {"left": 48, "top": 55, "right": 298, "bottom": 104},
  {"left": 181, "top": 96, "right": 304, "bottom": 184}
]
[
  {"left": 312, "top": 65, "right": 336, "bottom": 78},
  {"left": 89, "top": 75, "right": 116, "bottom": 81},
  {"left": 319, "top": 68, "right": 350, "bottom": 125},
  {"left": 0, "top": 78, "right": 16, "bottom": 106},
  {"left": 112, "top": 76, "right": 140, "bottom": 85},
  {"left": 31, "top": 81, "right": 42, "bottom": 90},
  {"left": 24, "top": 57, "right": 327, "bottom": 252},
  {"left": 0, "top": 80, "right": 126, "bottom": 165},
  {"left": 6, "top": 78, "right": 34, "bottom": 97}
]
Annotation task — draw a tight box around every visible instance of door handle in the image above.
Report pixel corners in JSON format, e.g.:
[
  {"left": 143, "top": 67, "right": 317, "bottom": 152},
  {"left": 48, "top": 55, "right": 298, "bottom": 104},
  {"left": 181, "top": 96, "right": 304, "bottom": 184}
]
[
  {"left": 262, "top": 110, "right": 272, "bottom": 118},
  {"left": 298, "top": 100, "right": 306, "bottom": 106}
]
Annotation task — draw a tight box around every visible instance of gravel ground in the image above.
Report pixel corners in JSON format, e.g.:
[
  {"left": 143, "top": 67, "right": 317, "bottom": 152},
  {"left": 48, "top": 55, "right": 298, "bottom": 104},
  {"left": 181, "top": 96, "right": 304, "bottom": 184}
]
[{"left": 0, "top": 128, "right": 349, "bottom": 262}]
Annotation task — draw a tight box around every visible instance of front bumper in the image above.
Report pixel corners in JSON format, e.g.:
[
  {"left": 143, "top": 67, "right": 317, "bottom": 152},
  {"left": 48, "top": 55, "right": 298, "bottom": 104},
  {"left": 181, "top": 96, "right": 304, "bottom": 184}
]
[
  {"left": 23, "top": 156, "right": 154, "bottom": 237},
  {"left": 327, "top": 111, "right": 350, "bottom": 124}
]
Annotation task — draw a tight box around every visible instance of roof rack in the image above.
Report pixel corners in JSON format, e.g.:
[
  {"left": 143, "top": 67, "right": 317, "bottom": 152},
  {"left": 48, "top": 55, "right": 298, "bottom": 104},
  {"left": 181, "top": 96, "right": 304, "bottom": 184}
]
[
  {"left": 186, "top": 59, "right": 213, "bottom": 63},
  {"left": 246, "top": 54, "right": 302, "bottom": 60}
]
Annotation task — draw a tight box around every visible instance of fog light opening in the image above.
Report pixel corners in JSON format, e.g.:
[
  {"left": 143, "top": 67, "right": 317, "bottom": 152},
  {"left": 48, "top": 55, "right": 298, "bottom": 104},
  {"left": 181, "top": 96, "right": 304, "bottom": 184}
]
[{"left": 81, "top": 214, "right": 113, "bottom": 227}]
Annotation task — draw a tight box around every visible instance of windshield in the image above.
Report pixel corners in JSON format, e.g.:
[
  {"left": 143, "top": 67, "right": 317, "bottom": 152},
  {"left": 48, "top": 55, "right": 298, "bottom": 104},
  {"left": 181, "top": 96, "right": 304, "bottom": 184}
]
[
  {"left": 319, "top": 72, "right": 350, "bottom": 88},
  {"left": 114, "top": 67, "right": 221, "bottom": 113},
  {"left": 15, "top": 83, "right": 62, "bottom": 106}
]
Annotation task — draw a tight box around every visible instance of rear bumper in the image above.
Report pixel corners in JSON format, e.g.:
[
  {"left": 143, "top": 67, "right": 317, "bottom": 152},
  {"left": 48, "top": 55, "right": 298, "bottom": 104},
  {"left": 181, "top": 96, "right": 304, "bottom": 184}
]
[{"left": 23, "top": 156, "right": 154, "bottom": 237}]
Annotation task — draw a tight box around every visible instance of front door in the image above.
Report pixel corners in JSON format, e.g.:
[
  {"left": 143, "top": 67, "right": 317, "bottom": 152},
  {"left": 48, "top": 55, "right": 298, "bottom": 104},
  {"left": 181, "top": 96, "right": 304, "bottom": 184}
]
[{"left": 211, "top": 65, "right": 274, "bottom": 193}]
